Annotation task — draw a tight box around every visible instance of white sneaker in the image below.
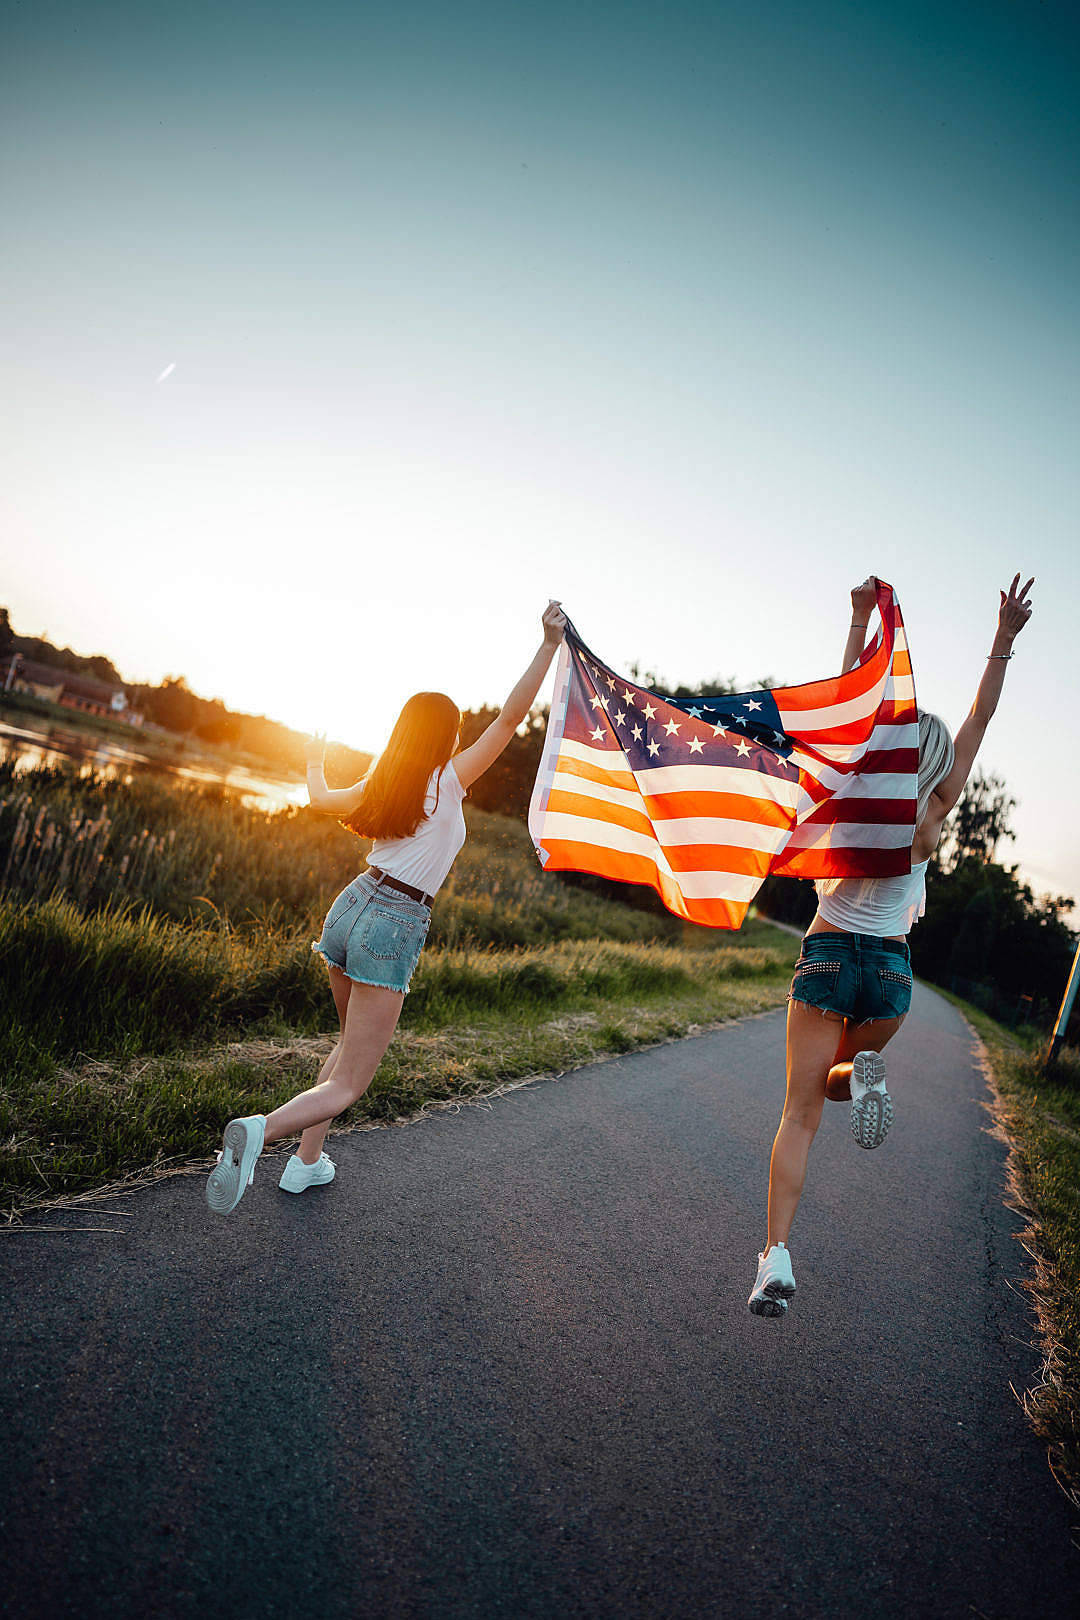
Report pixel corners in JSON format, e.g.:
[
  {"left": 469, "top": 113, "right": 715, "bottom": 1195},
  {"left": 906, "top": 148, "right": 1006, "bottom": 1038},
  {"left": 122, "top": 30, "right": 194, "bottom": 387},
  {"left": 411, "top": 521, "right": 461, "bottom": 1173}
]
[
  {"left": 849, "top": 1051, "right": 893, "bottom": 1150},
  {"left": 748, "top": 1243, "right": 796, "bottom": 1317},
  {"left": 206, "top": 1115, "right": 266, "bottom": 1214},
  {"left": 278, "top": 1152, "right": 336, "bottom": 1194}
]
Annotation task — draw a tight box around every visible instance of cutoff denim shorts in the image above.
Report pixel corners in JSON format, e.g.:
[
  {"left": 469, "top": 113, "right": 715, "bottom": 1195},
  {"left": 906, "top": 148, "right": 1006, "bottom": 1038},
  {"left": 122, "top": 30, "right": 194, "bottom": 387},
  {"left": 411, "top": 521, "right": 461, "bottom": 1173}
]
[
  {"left": 789, "top": 930, "right": 913, "bottom": 1025},
  {"left": 312, "top": 870, "right": 431, "bottom": 994}
]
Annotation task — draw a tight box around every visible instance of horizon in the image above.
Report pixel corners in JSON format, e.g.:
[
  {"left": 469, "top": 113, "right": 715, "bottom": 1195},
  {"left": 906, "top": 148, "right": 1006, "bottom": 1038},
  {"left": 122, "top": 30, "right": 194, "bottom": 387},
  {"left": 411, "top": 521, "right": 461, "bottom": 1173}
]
[{"left": 3, "top": 1, "right": 1077, "bottom": 909}]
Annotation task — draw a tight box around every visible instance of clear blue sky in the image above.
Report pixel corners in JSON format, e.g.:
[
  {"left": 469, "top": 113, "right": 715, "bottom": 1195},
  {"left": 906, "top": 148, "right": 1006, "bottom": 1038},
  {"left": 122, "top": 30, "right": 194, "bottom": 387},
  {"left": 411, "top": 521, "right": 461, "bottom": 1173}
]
[{"left": 2, "top": 2, "right": 1077, "bottom": 908}]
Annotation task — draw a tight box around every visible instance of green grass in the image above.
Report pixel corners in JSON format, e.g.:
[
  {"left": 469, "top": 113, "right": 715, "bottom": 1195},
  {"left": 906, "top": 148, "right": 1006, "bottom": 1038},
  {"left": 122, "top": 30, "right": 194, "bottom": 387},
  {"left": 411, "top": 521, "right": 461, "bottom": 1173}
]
[
  {"left": 0, "top": 762, "right": 798, "bottom": 1212},
  {"left": 947, "top": 995, "right": 1080, "bottom": 1508},
  {"left": 0, "top": 933, "right": 797, "bottom": 1212}
]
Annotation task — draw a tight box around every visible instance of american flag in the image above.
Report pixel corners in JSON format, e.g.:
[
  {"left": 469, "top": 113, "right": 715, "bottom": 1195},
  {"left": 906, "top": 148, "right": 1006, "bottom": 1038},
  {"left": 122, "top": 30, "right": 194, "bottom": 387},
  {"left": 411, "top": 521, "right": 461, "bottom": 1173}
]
[{"left": 529, "top": 581, "right": 919, "bottom": 929}]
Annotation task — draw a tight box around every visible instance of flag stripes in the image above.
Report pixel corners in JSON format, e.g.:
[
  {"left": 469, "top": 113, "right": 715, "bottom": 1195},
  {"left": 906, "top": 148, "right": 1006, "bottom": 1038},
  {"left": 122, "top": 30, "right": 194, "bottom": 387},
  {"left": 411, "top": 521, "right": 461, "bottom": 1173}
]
[{"left": 529, "top": 580, "right": 919, "bottom": 929}]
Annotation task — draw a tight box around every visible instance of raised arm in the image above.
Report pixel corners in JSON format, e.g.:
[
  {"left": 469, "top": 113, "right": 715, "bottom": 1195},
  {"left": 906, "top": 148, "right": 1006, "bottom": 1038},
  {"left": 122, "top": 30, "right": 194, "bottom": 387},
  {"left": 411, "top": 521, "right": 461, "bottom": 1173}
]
[
  {"left": 453, "top": 601, "right": 567, "bottom": 790},
  {"left": 305, "top": 734, "right": 368, "bottom": 816},
  {"left": 842, "top": 576, "right": 878, "bottom": 674},
  {"left": 926, "top": 573, "right": 1034, "bottom": 821}
]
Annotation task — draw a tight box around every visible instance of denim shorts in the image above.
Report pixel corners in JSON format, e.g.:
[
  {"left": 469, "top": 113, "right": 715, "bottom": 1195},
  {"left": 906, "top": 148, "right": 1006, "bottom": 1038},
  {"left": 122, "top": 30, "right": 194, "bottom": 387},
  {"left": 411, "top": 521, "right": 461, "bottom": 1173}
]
[
  {"left": 312, "top": 871, "right": 431, "bottom": 994},
  {"left": 789, "top": 930, "right": 913, "bottom": 1024}
]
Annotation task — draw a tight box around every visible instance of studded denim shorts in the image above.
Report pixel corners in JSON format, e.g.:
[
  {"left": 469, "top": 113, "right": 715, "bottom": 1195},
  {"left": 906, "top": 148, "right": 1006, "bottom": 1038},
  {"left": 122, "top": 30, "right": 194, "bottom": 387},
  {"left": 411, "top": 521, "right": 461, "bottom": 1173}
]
[
  {"left": 789, "top": 930, "right": 913, "bottom": 1024},
  {"left": 312, "top": 871, "right": 431, "bottom": 995}
]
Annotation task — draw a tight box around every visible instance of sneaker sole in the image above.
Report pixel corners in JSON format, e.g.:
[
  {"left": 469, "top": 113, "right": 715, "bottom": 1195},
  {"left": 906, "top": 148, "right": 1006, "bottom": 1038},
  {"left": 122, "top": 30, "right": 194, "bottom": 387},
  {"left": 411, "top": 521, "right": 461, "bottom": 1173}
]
[
  {"left": 748, "top": 1291, "right": 788, "bottom": 1318},
  {"left": 850, "top": 1052, "right": 892, "bottom": 1150},
  {"left": 206, "top": 1119, "right": 260, "bottom": 1214},
  {"left": 765, "top": 1278, "right": 796, "bottom": 1300}
]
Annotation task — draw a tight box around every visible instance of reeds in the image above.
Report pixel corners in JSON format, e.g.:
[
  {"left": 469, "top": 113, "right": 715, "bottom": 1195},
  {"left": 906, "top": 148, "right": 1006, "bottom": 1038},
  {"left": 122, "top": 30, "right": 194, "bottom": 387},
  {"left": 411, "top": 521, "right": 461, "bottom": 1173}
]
[
  {"left": 0, "top": 758, "right": 744, "bottom": 951},
  {"left": 0, "top": 790, "right": 188, "bottom": 909}
]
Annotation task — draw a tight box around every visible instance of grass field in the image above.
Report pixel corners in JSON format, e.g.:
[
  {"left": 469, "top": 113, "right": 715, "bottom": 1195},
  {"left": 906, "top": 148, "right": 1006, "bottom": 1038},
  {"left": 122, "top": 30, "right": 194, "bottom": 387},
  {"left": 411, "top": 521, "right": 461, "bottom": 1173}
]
[
  {"left": 950, "top": 996, "right": 1080, "bottom": 1509},
  {"left": 0, "top": 761, "right": 799, "bottom": 1212}
]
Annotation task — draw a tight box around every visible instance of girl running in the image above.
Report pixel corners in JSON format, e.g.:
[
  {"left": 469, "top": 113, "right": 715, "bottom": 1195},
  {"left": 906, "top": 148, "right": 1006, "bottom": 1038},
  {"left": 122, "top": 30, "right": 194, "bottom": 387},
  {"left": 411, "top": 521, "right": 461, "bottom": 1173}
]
[
  {"left": 748, "top": 573, "right": 1034, "bottom": 1316},
  {"left": 206, "top": 600, "right": 567, "bottom": 1215}
]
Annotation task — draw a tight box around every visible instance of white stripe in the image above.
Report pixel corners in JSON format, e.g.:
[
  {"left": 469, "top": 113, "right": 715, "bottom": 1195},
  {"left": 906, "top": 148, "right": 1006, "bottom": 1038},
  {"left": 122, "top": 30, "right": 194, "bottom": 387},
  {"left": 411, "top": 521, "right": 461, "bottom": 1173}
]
[
  {"left": 555, "top": 738, "right": 803, "bottom": 807},
  {"left": 776, "top": 673, "right": 914, "bottom": 735},
  {"left": 528, "top": 642, "right": 573, "bottom": 861},
  {"left": 785, "top": 822, "right": 913, "bottom": 850},
  {"left": 810, "top": 772, "right": 917, "bottom": 802},
  {"left": 541, "top": 813, "right": 761, "bottom": 900},
  {"left": 549, "top": 766, "right": 794, "bottom": 832},
  {"left": 550, "top": 776, "right": 790, "bottom": 853},
  {"left": 790, "top": 719, "right": 919, "bottom": 776}
]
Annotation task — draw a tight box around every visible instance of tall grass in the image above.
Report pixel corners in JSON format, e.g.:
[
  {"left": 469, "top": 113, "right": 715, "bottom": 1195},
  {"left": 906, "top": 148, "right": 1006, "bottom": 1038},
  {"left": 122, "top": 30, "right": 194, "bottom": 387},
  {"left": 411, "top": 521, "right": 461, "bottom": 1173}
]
[
  {"left": 0, "top": 760, "right": 799, "bottom": 1210},
  {"left": 0, "top": 891, "right": 787, "bottom": 1069},
  {"left": 0, "top": 759, "right": 725, "bottom": 947}
]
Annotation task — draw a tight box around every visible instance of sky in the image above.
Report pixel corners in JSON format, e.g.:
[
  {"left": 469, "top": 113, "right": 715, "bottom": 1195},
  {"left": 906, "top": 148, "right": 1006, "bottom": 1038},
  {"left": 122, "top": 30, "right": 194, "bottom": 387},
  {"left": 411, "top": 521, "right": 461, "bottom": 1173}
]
[{"left": 2, "top": 1, "right": 1078, "bottom": 908}]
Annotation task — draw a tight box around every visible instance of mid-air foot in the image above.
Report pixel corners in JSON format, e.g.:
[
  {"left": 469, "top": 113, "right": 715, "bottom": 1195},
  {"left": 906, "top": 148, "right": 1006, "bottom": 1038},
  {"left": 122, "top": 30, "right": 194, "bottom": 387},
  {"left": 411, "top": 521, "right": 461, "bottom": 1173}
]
[
  {"left": 849, "top": 1051, "right": 893, "bottom": 1149},
  {"left": 206, "top": 1115, "right": 266, "bottom": 1214}
]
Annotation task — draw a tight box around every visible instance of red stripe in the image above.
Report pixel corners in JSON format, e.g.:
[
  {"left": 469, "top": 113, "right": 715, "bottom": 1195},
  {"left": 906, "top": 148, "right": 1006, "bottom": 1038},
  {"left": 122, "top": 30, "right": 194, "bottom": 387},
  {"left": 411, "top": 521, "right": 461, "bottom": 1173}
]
[
  {"left": 800, "top": 798, "right": 917, "bottom": 827},
  {"left": 540, "top": 841, "right": 750, "bottom": 929},
  {"left": 771, "top": 617, "right": 912, "bottom": 714},
  {"left": 770, "top": 845, "right": 912, "bottom": 879},
  {"left": 808, "top": 747, "right": 919, "bottom": 778}
]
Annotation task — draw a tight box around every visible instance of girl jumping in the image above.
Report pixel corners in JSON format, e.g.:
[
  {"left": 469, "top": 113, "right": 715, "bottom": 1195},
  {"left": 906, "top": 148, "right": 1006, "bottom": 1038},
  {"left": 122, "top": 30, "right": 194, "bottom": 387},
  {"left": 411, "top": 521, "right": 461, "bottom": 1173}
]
[
  {"left": 748, "top": 573, "right": 1034, "bottom": 1316},
  {"left": 206, "top": 600, "right": 566, "bottom": 1215}
]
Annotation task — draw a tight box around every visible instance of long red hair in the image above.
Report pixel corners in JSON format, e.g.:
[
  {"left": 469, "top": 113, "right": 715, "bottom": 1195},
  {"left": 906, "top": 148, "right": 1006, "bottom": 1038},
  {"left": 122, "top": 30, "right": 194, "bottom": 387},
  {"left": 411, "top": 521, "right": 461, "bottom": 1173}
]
[{"left": 343, "top": 692, "right": 461, "bottom": 841}]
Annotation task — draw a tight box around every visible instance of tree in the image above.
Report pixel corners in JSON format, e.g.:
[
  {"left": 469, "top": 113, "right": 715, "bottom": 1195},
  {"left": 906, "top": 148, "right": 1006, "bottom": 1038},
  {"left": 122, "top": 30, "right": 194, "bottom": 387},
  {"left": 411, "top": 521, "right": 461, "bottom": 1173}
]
[
  {"left": 458, "top": 706, "right": 548, "bottom": 820},
  {"left": 936, "top": 769, "right": 1016, "bottom": 872},
  {"left": 947, "top": 884, "right": 998, "bottom": 980}
]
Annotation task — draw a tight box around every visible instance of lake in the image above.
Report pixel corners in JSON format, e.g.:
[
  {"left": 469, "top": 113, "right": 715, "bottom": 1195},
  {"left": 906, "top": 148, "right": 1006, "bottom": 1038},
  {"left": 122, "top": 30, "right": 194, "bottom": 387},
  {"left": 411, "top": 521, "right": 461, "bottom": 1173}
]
[{"left": 0, "top": 710, "right": 306, "bottom": 813}]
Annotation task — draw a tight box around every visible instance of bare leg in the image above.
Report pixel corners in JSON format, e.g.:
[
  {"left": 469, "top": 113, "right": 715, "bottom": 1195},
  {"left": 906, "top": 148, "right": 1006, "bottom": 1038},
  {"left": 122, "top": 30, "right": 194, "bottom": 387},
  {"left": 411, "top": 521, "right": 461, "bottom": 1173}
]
[
  {"left": 296, "top": 966, "right": 351, "bottom": 1165},
  {"left": 768, "top": 1005, "right": 908, "bottom": 1246},
  {"left": 766, "top": 1001, "right": 843, "bottom": 1250},
  {"left": 824, "top": 1015, "right": 905, "bottom": 1101},
  {"left": 263, "top": 980, "right": 404, "bottom": 1146}
]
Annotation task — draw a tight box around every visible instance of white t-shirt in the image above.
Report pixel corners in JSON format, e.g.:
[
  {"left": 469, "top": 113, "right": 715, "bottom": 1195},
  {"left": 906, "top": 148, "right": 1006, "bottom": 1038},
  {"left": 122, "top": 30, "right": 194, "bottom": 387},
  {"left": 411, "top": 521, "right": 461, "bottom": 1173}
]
[
  {"left": 366, "top": 761, "right": 467, "bottom": 896},
  {"left": 814, "top": 860, "right": 929, "bottom": 935}
]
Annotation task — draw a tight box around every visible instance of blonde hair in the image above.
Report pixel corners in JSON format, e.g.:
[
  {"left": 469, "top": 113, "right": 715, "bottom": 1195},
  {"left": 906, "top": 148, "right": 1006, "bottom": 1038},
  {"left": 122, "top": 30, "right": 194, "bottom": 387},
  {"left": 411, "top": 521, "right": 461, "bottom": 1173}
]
[{"left": 916, "top": 710, "right": 955, "bottom": 825}]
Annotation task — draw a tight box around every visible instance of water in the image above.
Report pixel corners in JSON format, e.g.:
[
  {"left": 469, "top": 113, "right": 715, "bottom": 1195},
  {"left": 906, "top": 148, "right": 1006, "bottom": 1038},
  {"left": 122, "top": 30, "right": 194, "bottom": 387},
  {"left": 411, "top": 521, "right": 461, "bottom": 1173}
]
[{"left": 0, "top": 710, "right": 306, "bottom": 813}]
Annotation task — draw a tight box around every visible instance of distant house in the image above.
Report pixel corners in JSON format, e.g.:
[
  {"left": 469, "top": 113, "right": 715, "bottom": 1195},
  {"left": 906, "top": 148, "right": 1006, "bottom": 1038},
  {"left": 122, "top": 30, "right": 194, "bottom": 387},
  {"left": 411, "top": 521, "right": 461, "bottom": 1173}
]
[{"left": 0, "top": 656, "right": 145, "bottom": 727}]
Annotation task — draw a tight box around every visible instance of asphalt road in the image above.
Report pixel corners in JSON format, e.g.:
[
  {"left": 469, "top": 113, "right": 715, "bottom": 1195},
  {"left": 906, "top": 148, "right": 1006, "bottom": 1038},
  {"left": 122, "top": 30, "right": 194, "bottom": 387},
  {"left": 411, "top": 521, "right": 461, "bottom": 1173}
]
[{"left": 2, "top": 982, "right": 1076, "bottom": 1619}]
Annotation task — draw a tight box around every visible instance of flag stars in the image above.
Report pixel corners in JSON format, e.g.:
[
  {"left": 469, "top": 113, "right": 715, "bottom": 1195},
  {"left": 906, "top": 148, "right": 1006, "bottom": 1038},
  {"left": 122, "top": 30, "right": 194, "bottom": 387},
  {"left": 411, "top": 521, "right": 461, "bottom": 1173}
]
[
  {"left": 688, "top": 706, "right": 702, "bottom": 718},
  {"left": 631, "top": 723, "right": 643, "bottom": 741},
  {"left": 642, "top": 702, "right": 657, "bottom": 720},
  {"left": 647, "top": 739, "right": 661, "bottom": 757},
  {"left": 688, "top": 735, "right": 704, "bottom": 755},
  {"left": 614, "top": 710, "right": 626, "bottom": 726},
  {"left": 712, "top": 722, "right": 727, "bottom": 738},
  {"left": 590, "top": 725, "right": 605, "bottom": 742},
  {"left": 589, "top": 695, "right": 604, "bottom": 710},
  {"left": 663, "top": 718, "right": 681, "bottom": 736},
  {"left": 744, "top": 698, "right": 763, "bottom": 712},
  {"left": 734, "top": 738, "right": 752, "bottom": 758},
  {"left": 622, "top": 688, "right": 635, "bottom": 705},
  {"left": 605, "top": 675, "right": 617, "bottom": 690}
]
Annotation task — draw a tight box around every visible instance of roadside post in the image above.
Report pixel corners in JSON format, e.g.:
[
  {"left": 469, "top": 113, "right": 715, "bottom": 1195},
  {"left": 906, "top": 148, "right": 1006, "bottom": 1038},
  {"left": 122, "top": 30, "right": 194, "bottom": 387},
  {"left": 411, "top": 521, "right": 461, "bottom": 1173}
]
[{"left": 1046, "top": 936, "right": 1080, "bottom": 1068}]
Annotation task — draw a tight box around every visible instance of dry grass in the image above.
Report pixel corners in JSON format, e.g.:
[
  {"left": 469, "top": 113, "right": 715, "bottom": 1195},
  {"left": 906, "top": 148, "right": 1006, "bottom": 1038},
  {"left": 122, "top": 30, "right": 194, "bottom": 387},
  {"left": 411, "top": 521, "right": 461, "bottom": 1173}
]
[{"left": 948, "top": 995, "right": 1080, "bottom": 1512}]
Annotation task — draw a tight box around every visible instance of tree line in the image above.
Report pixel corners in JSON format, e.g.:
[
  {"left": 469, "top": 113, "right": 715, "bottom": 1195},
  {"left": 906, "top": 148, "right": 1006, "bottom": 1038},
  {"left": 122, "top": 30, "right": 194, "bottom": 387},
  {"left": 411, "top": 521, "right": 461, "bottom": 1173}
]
[{"left": 4, "top": 608, "right": 1073, "bottom": 1035}]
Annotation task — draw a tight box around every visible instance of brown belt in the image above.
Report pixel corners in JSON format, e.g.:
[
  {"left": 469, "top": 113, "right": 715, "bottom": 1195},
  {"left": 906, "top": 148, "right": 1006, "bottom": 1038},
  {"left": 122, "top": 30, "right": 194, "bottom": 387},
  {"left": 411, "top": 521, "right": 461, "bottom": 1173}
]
[{"left": 367, "top": 865, "right": 434, "bottom": 908}]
